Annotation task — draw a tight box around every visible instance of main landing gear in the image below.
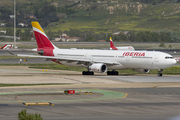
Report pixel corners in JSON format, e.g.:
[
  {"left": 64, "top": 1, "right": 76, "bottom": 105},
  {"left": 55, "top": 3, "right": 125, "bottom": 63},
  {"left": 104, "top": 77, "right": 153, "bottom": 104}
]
[
  {"left": 157, "top": 69, "right": 163, "bottom": 77},
  {"left": 107, "top": 70, "right": 119, "bottom": 75},
  {"left": 82, "top": 71, "right": 94, "bottom": 75}
]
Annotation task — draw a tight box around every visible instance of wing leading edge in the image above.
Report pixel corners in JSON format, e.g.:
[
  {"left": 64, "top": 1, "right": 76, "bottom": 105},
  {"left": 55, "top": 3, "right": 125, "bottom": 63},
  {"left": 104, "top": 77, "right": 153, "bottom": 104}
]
[{"left": 16, "top": 54, "right": 120, "bottom": 65}]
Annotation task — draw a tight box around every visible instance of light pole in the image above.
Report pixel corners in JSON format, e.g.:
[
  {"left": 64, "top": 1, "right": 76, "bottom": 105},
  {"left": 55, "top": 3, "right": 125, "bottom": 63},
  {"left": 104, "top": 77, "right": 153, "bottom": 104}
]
[{"left": 14, "top": 0, "right": 17, "bottom": 48}]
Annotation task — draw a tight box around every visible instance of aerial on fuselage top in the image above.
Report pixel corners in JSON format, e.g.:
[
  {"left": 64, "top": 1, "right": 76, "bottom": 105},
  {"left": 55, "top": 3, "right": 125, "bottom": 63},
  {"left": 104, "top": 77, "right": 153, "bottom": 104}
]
[{"left": 8, "top": 21, "right": 177, "bottom": 77}]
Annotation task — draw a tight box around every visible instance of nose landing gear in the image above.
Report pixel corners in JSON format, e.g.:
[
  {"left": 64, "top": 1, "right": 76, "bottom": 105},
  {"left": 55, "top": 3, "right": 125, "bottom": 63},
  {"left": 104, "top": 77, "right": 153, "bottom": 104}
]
[{"left": 157, "top": 69, "right": 163, "bottom": 77}]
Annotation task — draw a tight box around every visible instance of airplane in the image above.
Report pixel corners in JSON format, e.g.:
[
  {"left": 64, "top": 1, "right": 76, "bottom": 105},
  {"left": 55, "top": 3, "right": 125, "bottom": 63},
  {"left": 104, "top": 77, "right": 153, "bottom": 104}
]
[
  {"left": 110, "top": 37, "right": 180, "bottom": 63},
  {"left": 175, "top": 58, "right": 180, "bottom": 63},
  {"left": 110, "top": 37, "right": 135, "bottom": 51},
  {"left": 8, "top": 21, "right": 177, "bottom": 77},
  {"left": 1, "top": 44, "right": 14, "bottom": 49}
]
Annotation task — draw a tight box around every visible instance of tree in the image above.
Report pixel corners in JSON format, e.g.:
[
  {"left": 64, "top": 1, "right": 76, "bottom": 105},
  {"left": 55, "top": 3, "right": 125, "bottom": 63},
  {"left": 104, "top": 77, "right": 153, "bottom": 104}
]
[
  {"left": 159, "top": 41, "right": 165, "bottom": 47},
  {"left": 152, "top": 1, "right": 157, "bottom": 5},
  {"left": 35, "top": 8, "right": 39, "bottom": 18},
  {"left": 18, "top": 109, "right": 43, "bottom": 120}
]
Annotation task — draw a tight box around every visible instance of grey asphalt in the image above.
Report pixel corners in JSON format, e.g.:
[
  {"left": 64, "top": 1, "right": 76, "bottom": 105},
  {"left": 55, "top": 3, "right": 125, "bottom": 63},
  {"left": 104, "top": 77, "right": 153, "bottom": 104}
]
[
  {"left": 0, "top": 48, "right": 180, "bottom": 120},
  {"left": 0, "top": 58, "right": 52, "bottom": 64},
  {"left": 0, "top": 87, "right": 180, "bottom": 120},
  {"left": 96, "top": 76, "right": 180, "bottom": 82}
]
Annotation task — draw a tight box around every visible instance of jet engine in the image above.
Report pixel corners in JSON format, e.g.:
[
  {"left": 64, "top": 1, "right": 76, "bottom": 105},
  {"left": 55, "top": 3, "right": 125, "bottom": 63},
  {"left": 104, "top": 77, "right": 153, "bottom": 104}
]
[
  {"left": 89, "top": 63, "right": 107, "bottom": 73},
  {"left": 134, "top": 69, "right": 150, "bottom": 73}
]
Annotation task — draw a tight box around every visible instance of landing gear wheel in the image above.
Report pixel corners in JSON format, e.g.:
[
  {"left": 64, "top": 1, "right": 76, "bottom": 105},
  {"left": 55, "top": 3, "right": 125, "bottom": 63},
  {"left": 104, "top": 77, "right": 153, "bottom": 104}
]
[
  {"left": 157, "top": 73, "right": 162, "bottom": 77},
  {"left": 89, "top": 71, "right": 93, "bottom": 75},
  {"left": 82, "top": 71, "right": 86, "bottom": 75},
  {"left": 82, "top": 71, "right": 94, "bottom": 75},
  {"left": 110, "top": 71, "right": 115, "bottom": 75},
  {"left": 107, "top": 71, "right": 119, "bottom": 75},
  {"left": 157, "top": 69, "right": 163, "bottom": 77},
  {"left": 107, "top": 71, "right": 111, "bottom": 75}
]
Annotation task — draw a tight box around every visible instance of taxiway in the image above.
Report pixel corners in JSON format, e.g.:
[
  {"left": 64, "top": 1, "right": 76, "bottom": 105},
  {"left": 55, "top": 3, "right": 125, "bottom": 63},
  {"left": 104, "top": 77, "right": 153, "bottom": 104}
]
[{"left": 0, "top": 66, "right": 180, "bottom": 120}]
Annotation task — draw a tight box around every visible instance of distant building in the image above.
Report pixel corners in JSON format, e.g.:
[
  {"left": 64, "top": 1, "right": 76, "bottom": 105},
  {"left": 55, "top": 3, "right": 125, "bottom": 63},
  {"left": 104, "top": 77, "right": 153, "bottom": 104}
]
[
  {"left": 112, "top": 31, "right": 130, "bottom": 36},
  {"left": 0, "top": 30, "right": 6, "bottom": 34},
  {"left": 9, "top": 15, "right": 15, "bottom": 18},
  {"left": 62, "top": 33, "right": 67, "bottom": 37},
  {"left": 18, "top": 23, "right": 28, "bottom": 27},
  {"left": 112, "top": 31, "right": 120, "bottom": 35},
  {"left": 25, "top": 14, "right": 36, "bottom": 19},
  {"left": 123, "top": 31, "right": 130, "bottom": 35},
  {"left": 0, "top": 23, "right": 5, "bottom": 27},
  {"left": 61, "top": 37, "right": 82, "bottom": 42},
  {"left": 111, "top": 1, "right": 118, "bottom": 3},
  {"left": 55, "top": 37, "right": 61, "bottom": 41},
  {"left": 75, "top": 1, "right": 82, "bottom": 3},
  {"left": 98, "top": 40, "right": 106, "bottom": 42}
]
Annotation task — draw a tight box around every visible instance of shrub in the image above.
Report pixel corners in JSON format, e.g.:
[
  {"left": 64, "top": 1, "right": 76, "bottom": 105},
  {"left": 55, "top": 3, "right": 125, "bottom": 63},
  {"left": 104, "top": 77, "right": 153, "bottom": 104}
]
[
  {"left": 159, "top": 41, "right": 165, "bottom": 47},
  {"left": 18, "top": 109, "right": 43, "bottom": 120}
]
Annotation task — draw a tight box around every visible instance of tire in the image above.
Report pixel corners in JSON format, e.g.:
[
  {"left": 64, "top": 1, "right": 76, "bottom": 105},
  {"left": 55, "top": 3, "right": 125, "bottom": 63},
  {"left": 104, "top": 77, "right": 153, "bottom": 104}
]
[
  {"left": 91, "top": 72, "right": 94, "bottom": 75},
  {"left": 107, "top": 71, "right": 111, "bottom": 75},
  {"left": 115, "top": 71, "right": 118, "bottom": 75},
  {"left": 111, "top": 71, "right": 115, "bottom": 75},
  {"left": 157, "top": 73, "right": 162, "bottom": 77},
  {"left": 82, "top": 71, "right": 86, "bottom": 75}
]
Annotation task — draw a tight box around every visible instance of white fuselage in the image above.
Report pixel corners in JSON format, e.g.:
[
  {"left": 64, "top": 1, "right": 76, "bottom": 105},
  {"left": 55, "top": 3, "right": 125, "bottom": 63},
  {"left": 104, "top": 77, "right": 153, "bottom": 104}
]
[
  {"left": 115, "top": 46, "right": 135, "bottom": 51},
  {"left": 53, "top": 49, "right": 176, "bottom": 70}
]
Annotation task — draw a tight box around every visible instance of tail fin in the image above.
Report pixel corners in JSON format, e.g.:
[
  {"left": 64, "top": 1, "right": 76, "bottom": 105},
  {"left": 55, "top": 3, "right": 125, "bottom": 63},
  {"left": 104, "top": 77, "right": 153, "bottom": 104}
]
[
  {"left": 1, "top": 44, "right": 7, "bottom": 49},
  {"left": 31, "top": 21, "right": 58, "bottom": 49},
  {"left": 1, "top": 44, "right": 13, "bottom": 50},
  {"left": 110, "top": 37, "right": 118, "bottom": 50}
]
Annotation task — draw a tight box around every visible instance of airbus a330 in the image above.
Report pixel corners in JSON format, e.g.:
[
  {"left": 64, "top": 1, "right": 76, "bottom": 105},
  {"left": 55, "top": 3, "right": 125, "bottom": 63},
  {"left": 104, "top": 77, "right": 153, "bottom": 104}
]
[{"left": 8, "top": 22, "right": 177, "bottom": 76}]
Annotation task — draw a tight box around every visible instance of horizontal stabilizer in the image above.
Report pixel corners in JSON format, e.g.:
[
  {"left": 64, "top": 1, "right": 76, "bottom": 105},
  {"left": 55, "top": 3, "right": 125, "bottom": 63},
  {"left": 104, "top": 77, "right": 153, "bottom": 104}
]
[{"left": 7, "top": 50, "right": 16, "bottom": 56}]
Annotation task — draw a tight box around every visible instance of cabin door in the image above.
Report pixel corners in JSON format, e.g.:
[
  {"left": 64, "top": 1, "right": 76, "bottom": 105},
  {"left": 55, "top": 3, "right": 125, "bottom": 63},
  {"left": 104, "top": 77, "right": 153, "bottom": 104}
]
[{"left": 154, "top": 54, "right": 159, "bottom": 62}]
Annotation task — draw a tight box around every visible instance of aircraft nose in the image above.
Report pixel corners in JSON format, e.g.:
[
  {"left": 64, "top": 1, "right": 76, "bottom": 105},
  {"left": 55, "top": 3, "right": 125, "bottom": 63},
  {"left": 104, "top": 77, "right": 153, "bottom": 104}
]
[{"left": 172, "top": 59, "right": 177, "bottom": 65}]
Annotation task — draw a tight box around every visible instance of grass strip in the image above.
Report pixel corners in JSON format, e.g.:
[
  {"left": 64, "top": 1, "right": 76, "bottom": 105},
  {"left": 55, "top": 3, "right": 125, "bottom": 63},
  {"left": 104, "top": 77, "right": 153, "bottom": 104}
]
[
  {"left": 0, "top": 83, "right": 70, "bottom": 87},
  {"left": 0, "top": 63, "right": 180, "bottom": 75}
]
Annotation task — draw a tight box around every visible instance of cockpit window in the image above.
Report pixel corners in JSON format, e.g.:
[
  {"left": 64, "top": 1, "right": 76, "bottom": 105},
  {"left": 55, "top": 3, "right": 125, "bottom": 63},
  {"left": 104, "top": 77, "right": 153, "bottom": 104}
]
[{"left": 165, "top": 56, "right": 174, "bottom": 59}]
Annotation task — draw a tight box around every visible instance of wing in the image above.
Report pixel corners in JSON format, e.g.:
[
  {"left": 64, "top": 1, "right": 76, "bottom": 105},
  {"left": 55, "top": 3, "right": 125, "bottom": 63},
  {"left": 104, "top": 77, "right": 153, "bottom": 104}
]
[
  {"left": 18, "top": 54, "right": 120, "bottom": 65},
  {"left": 7, "top": 50, "right": 120, "bottom": 65}
]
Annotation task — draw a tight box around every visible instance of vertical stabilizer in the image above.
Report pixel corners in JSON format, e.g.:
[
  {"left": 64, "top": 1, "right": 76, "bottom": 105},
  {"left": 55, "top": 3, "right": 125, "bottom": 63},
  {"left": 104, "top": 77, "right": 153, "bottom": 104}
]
[
  {"left": 31, "top": 21, "right": 57, "bottom": 49},
  {"left": 110, "top": 37, "right": 118, "bottom": 50}
]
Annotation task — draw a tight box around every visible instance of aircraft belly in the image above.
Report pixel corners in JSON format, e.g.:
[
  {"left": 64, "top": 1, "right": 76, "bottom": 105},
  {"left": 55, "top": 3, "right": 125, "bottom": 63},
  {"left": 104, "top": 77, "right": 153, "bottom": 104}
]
[
  {"left": 107, "top": 65, "right": 126, "bottom": 70},
  {"left": 121, "top": 58, "right": 153, "bottom": 69},
  {"left": 59, "top": 61, "right": 84, "bottom": 67}
]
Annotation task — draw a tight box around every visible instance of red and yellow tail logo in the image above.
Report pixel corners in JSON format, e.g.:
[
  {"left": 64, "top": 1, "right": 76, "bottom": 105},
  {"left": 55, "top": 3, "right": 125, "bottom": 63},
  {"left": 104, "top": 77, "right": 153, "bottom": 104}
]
[
  {"left": 31, "top": 21, "right": 55, "bottom": 49},
  {"left": 110, "top": 37, "right": 118, "bottom": 50}
]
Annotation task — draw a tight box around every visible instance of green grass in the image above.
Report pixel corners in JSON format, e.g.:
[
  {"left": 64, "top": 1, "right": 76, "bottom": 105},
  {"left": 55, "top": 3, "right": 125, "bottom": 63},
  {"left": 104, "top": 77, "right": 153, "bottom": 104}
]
[
  {"left": 2, "top": 1, "right": 180, "bottom": 33},
  {"left": 1, "top": 63, "right": 178, "bottom": 75},
  {"left": 45, "top": 2, "right": 180, "bottom": 32},
  {"left": 118, "top": 66, "right": 180, "bottom": 75},
  {"left": 28, "top": 63, "right": 87, "bottom": 72}
]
